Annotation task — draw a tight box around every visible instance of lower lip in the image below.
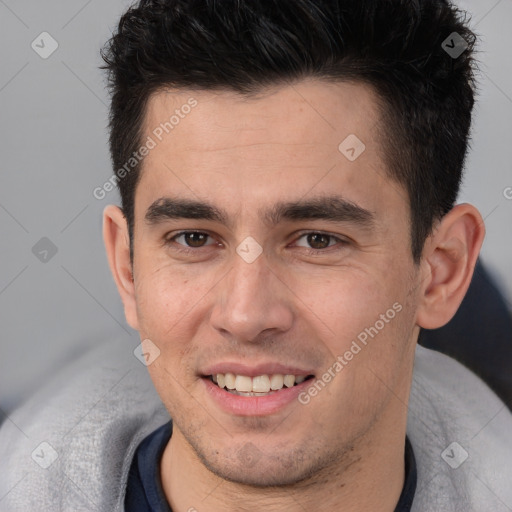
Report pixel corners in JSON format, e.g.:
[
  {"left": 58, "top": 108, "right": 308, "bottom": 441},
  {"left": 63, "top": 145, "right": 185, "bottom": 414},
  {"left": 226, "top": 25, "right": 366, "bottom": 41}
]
[{"left": 202, "top": 377, "right": 312, "bottom": 416}]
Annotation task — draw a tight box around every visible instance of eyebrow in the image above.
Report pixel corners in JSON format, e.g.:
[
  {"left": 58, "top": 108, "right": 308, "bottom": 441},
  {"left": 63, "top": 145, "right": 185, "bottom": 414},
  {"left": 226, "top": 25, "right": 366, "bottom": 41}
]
[{"left": 144, "top": 195, "right": 375, "bottom": 230}]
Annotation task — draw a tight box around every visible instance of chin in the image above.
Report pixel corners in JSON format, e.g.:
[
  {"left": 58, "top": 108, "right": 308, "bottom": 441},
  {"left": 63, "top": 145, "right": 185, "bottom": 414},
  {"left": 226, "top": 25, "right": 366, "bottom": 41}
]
[
  {"left": 196, "top": 443, "right": 326, "bottom": 488},
  {"left": 207, "top": 462, "right": 310, "bottom": 488}
]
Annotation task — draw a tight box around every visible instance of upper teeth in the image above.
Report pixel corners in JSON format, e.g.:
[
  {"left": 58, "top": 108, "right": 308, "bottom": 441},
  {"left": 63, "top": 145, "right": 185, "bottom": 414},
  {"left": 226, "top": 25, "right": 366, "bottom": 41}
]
[{"left": 212, "top": 373, "right": 306, "bottom": 393}]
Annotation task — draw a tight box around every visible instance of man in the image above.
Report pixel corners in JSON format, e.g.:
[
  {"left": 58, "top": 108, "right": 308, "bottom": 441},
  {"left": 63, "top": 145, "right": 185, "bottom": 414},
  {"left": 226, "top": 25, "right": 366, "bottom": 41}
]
[{"left": 1, "top": 0, "right": 511, "bottom": 511}]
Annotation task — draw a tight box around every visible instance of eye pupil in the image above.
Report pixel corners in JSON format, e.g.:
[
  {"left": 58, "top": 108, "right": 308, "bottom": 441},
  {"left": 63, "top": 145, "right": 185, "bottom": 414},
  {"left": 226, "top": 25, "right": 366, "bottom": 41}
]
[
  {"left": 308, "top": 233, "right": 330, "bottom": 249},
  {"left": 186, "top": 232, "right": 207, "bottom": 247}
]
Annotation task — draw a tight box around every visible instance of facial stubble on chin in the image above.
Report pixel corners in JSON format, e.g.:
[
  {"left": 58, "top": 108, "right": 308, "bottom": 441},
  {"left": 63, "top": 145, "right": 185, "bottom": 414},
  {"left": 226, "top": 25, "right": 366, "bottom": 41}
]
[{"left": 172, "top": 412, "right": 363, "bottom": 490}]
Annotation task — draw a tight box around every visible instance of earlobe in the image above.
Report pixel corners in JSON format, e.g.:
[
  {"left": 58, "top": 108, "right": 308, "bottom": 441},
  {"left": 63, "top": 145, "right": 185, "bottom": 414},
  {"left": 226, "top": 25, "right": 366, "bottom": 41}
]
[
  {"left": 102, "top": 205, "right": 139, "bottom": 330},
  {"left": 416, "top": 204, "right": 485, "bottom": 330}
]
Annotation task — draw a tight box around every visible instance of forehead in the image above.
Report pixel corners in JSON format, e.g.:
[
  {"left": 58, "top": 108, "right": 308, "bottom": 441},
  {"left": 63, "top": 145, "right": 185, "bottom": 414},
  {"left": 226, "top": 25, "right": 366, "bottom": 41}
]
[
  {"left": 137, "top": 80, "right": 407, "bottom": 224},
  {"left": 143, "top": 80, "right": 380, "bottom": 157}
]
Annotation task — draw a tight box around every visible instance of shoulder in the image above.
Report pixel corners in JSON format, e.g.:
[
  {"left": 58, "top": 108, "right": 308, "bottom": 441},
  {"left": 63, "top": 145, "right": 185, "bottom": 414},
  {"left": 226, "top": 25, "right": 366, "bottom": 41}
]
[
  {"left": 0, "top": 335, "right": 169, "bottom": 512},
  {"left": 409, "top": 344, "right": 512, "bottom": 512},
  {"left": 3, "top": 339, "right": 511, "bottom": 511}
]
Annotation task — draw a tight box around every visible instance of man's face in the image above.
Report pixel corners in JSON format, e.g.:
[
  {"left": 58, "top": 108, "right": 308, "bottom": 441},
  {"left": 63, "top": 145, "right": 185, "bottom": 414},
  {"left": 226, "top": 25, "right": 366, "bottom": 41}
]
[{"left": 130, "top": 80, "right": 421, "bottom": 485}]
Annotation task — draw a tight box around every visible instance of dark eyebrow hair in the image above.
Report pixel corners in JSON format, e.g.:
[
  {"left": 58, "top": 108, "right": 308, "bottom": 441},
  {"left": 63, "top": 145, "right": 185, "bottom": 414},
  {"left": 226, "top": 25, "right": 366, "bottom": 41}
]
[
  {"left": 144, "top": 195, "right": 375, "bottom": 229},
  {"left": 145, "top": 197, "right": 229, "bottom": 226},
  {"left": 262, "top": 196, "right": 375, "bottom": 227}
]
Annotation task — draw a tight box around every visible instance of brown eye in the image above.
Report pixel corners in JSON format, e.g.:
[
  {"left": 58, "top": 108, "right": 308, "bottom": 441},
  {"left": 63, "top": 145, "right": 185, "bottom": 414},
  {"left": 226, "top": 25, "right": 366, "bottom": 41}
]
[
  {"left": 295, "top": 232, "right": 340, "bottom": 250},
  {"left": 183, "top": 232, "right": 208, "bottom": 247},
  {"left": 169, "top": 231, "right": 215, "bottom": 248},
  {"left": 306, "top": 233, "right": 332, "bottom": 249}
]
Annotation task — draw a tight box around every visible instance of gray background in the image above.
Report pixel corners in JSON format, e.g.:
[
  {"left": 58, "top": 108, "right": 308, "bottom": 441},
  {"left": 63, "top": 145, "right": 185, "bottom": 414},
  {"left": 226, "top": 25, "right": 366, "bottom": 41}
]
[{"left": 1, "top": 0, "right": 511, "bottom": 414}]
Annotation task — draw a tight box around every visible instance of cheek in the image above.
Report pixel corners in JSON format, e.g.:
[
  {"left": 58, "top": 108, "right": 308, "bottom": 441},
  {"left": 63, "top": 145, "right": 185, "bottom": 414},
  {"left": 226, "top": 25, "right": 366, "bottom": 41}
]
[
  {"left": 133, "top": 267, "right": 205, "bottom": 404},
  {"left": 292, "top": 270, "right": 396, "bottom": 338},
  {"left": 294, "top": 267, "right": 415, "bottom": 382},
  {"left": 133, "top": 261, "right": 202, "bottom": 348}
]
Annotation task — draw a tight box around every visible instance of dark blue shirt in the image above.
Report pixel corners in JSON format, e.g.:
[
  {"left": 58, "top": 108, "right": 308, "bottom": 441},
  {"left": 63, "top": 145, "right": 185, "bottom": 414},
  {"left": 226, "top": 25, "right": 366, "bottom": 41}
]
[{"left": 125, "top": 421, "right": 417, "bottom": 511}]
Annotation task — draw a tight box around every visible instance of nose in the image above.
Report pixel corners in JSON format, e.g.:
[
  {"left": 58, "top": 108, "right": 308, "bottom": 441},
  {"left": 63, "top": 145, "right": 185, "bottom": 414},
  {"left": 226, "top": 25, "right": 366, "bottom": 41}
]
[{"left": 209, "top": 248, "right": 294, "bottom": 344}]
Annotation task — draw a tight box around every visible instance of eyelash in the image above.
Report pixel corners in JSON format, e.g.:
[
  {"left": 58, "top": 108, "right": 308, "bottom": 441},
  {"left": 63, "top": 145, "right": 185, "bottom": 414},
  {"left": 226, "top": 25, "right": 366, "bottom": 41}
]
[{"left": 165, "top": 230, "right": 349, "bottom": 255}]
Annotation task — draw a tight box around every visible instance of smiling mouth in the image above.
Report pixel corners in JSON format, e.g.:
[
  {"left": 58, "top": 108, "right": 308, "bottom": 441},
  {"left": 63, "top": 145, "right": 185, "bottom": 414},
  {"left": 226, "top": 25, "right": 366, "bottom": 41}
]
[{"left": 207, "top": 373, "right": 315, "bottom": 396}]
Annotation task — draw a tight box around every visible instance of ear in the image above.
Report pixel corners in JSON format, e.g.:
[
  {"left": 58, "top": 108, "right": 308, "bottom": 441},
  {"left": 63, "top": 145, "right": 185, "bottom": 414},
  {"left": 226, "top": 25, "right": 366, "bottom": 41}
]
[
  {"left": 416, "top": 203, "right": 485, "bottom": 329},
  {"left": 103, "top": 205, "right": 139, "bottom": 331}
]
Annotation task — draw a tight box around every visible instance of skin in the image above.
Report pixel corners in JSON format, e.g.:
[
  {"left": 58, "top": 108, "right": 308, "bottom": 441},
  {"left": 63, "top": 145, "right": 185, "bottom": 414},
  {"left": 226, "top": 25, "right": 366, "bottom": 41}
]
[{"left": 103, "top": 79, "right": 484, "bottom": 511}]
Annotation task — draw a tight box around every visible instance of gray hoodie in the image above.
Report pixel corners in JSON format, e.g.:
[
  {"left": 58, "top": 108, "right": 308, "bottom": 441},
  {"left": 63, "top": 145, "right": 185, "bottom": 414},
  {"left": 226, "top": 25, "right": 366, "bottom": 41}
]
[{"left": 1, "top": 335, "right": 511, "bottom": 511}]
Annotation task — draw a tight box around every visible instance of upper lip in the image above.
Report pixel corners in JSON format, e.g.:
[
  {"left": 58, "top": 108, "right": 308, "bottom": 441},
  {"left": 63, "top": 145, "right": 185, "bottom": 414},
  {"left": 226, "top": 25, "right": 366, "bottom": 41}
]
[{"left": 201, "top": 362, "right": 315, "bottom": 378}]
